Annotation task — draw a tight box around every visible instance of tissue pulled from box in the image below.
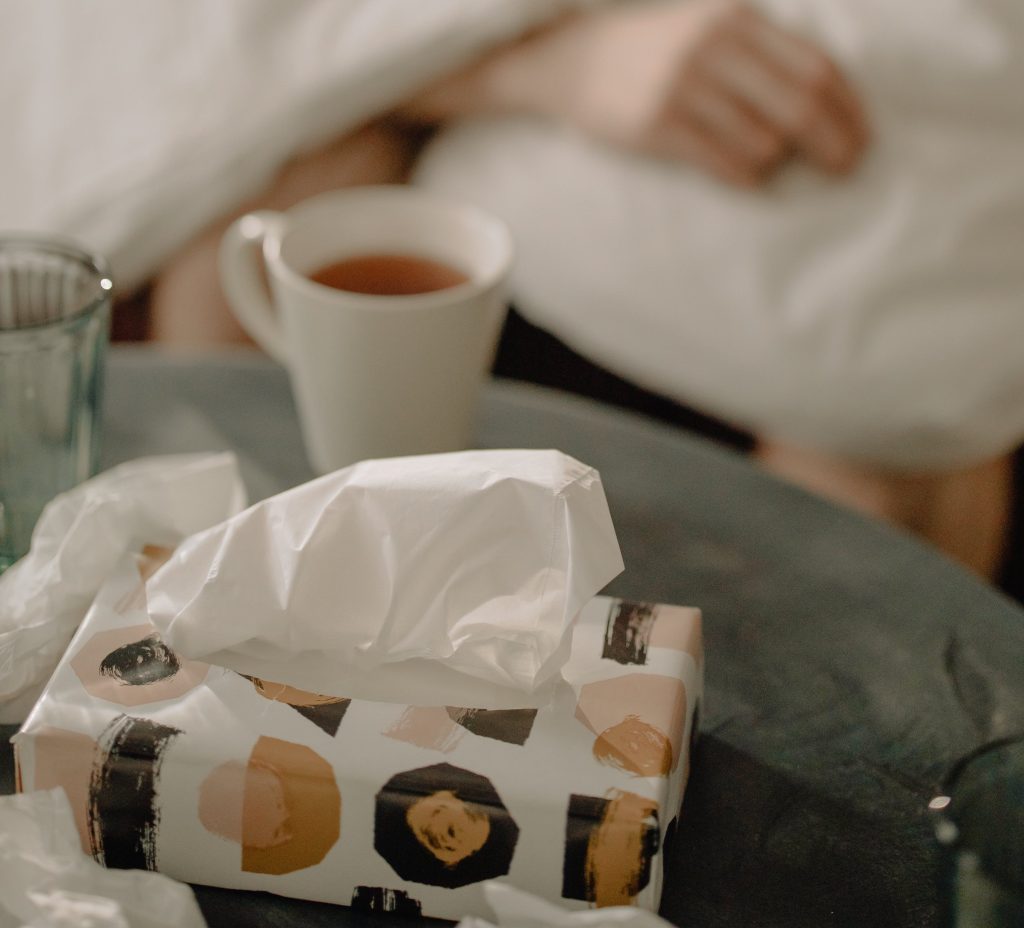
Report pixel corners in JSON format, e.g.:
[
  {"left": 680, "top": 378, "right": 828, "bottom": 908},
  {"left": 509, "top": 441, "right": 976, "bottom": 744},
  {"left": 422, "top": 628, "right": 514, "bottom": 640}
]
[
  {"left": 146, "top": 450, "right": 624, "bottom": 696},
  {"left": 0, "top": 789, "right": 206, "bottom": 928},
  {"left": 0, "top": 453, "right": 246, "bottom": 718}
]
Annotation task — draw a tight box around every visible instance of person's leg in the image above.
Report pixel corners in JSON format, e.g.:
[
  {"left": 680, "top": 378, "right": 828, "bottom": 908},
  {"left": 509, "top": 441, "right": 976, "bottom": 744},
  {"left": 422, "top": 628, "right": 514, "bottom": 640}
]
[
  {"left": 755, "top": 439, "right": 1014, "bottom": 579},
  {"left": 150, "top": 120, "right": 424, "bottom": 345}
]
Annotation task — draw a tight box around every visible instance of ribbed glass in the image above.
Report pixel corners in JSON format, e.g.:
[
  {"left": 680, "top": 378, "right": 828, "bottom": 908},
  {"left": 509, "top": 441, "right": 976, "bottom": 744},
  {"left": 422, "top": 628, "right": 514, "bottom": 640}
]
[{"left": 0, "top": 237, "right": 112, "bottom": 571}]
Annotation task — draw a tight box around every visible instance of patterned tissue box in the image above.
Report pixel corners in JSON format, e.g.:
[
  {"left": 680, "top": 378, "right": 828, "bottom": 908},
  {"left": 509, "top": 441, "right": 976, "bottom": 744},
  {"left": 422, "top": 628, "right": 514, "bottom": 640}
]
[{"left": 14, "top": 547, "right": 702, "bottom": 919}]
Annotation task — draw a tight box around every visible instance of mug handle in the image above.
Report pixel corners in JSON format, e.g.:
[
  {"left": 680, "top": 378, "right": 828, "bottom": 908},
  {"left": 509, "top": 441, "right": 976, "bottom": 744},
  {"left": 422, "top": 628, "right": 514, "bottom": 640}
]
[{"left": 219, "top": 210, "right": 290, "bottom": 365}]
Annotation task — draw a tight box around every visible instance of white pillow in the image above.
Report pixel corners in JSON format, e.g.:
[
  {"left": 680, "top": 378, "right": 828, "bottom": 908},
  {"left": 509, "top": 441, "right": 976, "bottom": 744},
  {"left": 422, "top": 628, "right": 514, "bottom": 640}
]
[{"left": 415, "top": 0, "right": 1024, "bottom": 470}]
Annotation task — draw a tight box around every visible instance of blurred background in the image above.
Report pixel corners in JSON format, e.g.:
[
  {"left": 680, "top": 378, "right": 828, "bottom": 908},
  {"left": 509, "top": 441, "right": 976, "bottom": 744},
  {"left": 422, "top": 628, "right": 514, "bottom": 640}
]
[{"left": 5, "top": 0, "right": 1024, "bottom": 598}]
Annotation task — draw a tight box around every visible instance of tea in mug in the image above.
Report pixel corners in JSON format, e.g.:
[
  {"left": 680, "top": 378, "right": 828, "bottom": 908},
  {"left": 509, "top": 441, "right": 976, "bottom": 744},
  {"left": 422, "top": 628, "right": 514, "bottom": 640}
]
[{"left": 309, "top": 253, "right": 469, "bottom": 296}]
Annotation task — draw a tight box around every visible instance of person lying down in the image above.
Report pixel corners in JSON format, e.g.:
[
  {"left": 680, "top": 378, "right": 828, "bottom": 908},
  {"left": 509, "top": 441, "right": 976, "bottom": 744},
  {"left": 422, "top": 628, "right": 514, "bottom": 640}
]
[{"left": 6, "top": 0, "right": 1024, "bottom": 578}]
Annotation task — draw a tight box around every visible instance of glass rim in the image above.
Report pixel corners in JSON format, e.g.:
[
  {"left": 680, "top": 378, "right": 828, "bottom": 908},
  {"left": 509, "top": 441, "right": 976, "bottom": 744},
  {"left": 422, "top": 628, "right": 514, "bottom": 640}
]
[{"left": 0, "top": 233, "right": 114, "bottom": 334}]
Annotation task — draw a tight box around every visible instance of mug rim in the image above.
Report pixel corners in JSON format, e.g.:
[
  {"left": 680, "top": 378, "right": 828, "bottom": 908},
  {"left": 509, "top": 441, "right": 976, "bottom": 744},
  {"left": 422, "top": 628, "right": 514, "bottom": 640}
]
[
  {"left": 262, "top": 185, "right": 514, "bottom": 311},
  {"left": 0, "top": 233, "right": 114, "bottom": 334}
]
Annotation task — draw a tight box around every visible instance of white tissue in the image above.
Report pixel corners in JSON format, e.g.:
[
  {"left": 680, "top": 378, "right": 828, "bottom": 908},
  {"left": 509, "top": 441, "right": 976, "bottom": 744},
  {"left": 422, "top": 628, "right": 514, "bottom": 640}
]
[
  {"left": 147, "top": 450, "right": 623, "bottom": 702},
  {"left": 0, "top": 454, "right": 246, "bottom": 719},
  {"left": 0, "top": 789, "right": 206, "bottom": 928},
  {"left": 458, "top": 883, "right": 674, "bottom": 928}
]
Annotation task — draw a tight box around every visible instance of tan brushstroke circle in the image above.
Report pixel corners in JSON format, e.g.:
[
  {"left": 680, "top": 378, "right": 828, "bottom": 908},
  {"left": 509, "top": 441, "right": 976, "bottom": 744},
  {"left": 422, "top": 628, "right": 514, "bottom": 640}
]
[
  {"left": 576, "top": 674, "right": 687, "bottom": 775},
  {"left": 199, "top": 761, "right": 246, "bottom": 844},
  {"left": 199, "top": 760, "right": 293, "bottom": 849},
  {"left": 405, "top": 790, "right": 490, "bottom": 867},
  {"left": 241, "top": 736, "right": 341, "bottom": 875}
]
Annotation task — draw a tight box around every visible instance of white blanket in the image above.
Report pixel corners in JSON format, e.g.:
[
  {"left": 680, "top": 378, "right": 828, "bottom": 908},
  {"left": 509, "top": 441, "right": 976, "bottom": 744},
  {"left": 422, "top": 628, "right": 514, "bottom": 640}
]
[
  {"left": 416, "top": 0, "right": 1024, "bottom": 469},
  {"left": 6, "top": 0, "right": 1024, "bottom": 468},
  {"left": 1, "top": 0, "right": 579, "bottom": 291}
]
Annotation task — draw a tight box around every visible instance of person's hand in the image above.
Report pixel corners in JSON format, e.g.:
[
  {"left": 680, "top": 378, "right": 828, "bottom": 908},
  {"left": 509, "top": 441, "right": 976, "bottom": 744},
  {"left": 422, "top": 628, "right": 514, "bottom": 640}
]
[
  {"left": 422, "top": 0, "right": 870, "bottom": 187},
  {"left": 547, "top": 0, "right": 870, "bottom": 185}
]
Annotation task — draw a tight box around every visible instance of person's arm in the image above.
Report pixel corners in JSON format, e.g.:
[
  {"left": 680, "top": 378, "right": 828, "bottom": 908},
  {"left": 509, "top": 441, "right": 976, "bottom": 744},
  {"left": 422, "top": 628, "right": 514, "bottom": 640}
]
[
  {"left": 400, "top": 0, "right": 869, "bottom": 188},
  {"left": 149, "top": 120, "right": 420, "bottom": 345}
]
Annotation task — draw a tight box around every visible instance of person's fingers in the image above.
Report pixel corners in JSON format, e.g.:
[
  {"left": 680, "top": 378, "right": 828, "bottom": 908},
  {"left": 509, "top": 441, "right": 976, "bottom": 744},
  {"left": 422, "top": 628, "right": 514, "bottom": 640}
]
[
  {"left": 705, "top": 41, "right": 862, "bottom": 174},
  {"left": 740, "top": 15, "right": 869, "bottom": 171},
  {"left": 671, "top": 76, "right": 789, "bottom": 177},
  {"left": 644, "top": 118, "right": 766, "bottom": 188},
  {"left": 740, "top": 12, "right": 869, "bottom": 147},
  {"left": 696, "top": 25, "right": 868, "bottom": 175}
]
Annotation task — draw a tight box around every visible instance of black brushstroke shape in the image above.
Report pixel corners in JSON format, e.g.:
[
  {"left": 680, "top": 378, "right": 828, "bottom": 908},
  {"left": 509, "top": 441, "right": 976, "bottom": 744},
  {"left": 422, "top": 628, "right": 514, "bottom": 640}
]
[
  {"left": 87, "top": 715, "right": 182, "bottom": 869},
  {"left": 563, "top": 794, "right": 606, "bottom": 901},
  {"left": 562, "top": 792, "right": 660, "bottom": 903},
  {"left": 241, "top": 675, "right": 352, "bottom": 737},
  {"left": 445, "top": 707, "right": 538, "bottom": 746},
  {"left": 374, "top": 762, "right": 519, "bottom": 888},
  {"left": 602, "top": 601, "right": 657, "bottom": 665},
  {"left": 351, "top": 886, "right": 423, "bottom": 916},
  {"left": 100, "top": 633, "right": 180, "bottom": 686},
  {"left": 291, "top": 699, "right": 351, "bottom": 737}
]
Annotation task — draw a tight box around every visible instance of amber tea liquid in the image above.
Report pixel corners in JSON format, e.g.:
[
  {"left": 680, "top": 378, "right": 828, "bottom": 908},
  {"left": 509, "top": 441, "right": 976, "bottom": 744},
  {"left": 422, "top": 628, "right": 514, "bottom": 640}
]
[{"left": 309, "top": 253, "right": 469, "bottom": 296}]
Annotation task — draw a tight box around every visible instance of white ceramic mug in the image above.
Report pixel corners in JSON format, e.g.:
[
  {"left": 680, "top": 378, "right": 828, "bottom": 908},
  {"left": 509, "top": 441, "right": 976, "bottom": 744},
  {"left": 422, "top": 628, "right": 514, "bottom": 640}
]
[{"left": 219, "top": 186, "right": 513, "bottom": 473}]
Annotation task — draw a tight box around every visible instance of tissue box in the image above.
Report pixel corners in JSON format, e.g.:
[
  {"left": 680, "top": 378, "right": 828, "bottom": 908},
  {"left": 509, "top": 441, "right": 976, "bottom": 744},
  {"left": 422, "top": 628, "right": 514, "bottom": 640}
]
[{"left": 14, "top": 549, "right": 702, "bottom": 920}]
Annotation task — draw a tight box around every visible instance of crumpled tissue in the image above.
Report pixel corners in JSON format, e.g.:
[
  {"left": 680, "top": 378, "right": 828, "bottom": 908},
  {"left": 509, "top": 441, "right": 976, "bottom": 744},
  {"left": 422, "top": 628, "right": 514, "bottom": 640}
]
[
  {"left": 0, "top": 789, "right": 206, "bottom": 928},
  {"left": 147, "top": 450, "right": 623, "bottom": 706},
  {"left": 458, "top": 883, "right": 673, "bottom": 928},
  {"left": 0, "top": 454, "right": 246, "bottom": 721}
]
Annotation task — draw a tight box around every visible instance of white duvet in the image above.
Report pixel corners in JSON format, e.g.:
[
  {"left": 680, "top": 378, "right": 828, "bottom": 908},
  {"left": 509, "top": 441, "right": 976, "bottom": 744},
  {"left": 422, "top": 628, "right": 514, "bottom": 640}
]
[
  {"left": 0, "top": 0, "right": 579, "bottom": 289},
  {"left": 417, "top": 0, "right": 1024, "bottom": 469},
  {"left": 5, "top": 0, "right": 1024, "bottom": 469}
]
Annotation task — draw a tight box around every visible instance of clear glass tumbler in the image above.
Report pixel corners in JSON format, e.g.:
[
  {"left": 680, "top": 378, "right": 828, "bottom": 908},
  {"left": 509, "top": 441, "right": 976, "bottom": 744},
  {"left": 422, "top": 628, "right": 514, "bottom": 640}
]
[{"left": 0, "top": 236, "right": 112, "bottom": 572}]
